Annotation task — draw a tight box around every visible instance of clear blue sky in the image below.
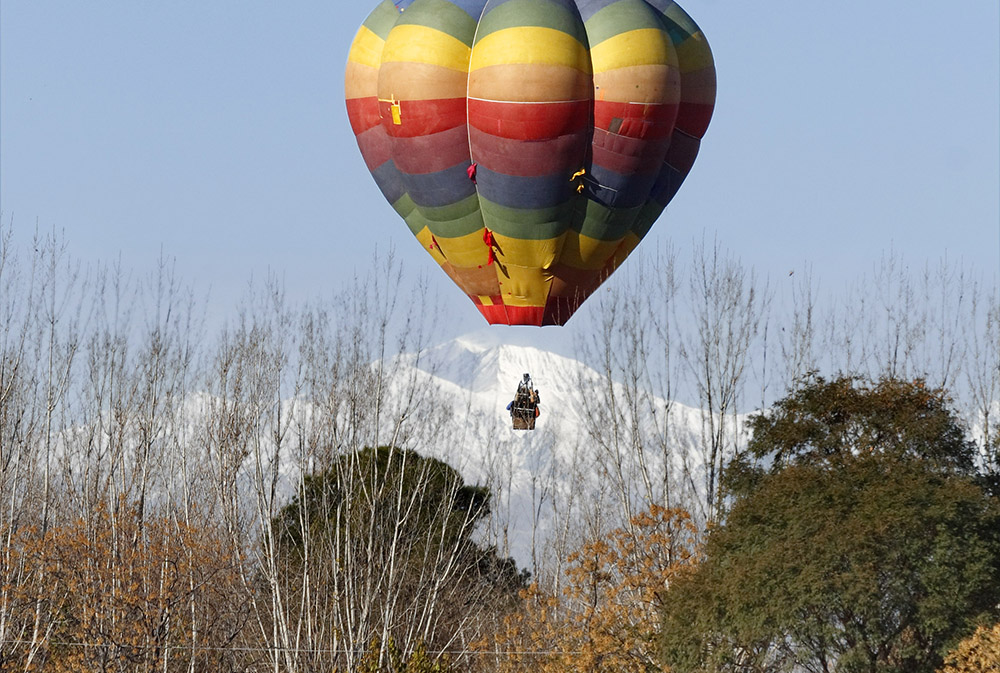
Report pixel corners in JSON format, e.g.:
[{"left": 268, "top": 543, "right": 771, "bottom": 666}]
[{"left": 2, "top": 0, "right": 998, "bottom": 346}]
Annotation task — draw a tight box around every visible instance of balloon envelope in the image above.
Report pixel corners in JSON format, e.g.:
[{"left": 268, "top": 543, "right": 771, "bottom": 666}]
[{"left": 346, "top": 0, "right": 715, "bottom": 326}]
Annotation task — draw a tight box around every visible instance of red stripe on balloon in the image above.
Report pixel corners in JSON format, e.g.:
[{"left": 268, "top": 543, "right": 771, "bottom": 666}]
[
  {"left": 591, "top": 130, "right": 670, "bottom": 174},
  {"left": 663, "top": 132, "right": 701, "bottom": 173},
  {"left": 355, "top": 125, "right": 393, "bottom": 172},
  {"left": 674, "top": 103, "right": 715, "bottom": 138},
  {"left": 593, "top": 101, "right": 679, "bottom": 140},
  {"left": 379, "top": 98, "right": 468, "bottom": 138},
  {"left": 346, "top": 97, "right": 382, "bottom": 136},
  {"left": 474, "top": 302, "right": 547, "bottom": 326},
  {"left": 468, "top": 99, "right": 591, "bottom": 141},
  {"left": 502, "top": 305, "right": 546, "bottom": 326},
  {"left": 391, "top": 125, "right": 470, "bottom": 175},
  {"left": 474, "top": 302, "right": 507, "bottom": 324},
  {"left": 470, "top": 128, "right": 584, "bottom": 177}
]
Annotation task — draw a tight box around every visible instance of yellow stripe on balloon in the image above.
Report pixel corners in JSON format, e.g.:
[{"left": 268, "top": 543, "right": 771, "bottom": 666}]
[
  {"left": 560, "top": 232, "right": 623, "bottom": 270},
  {"left": 471, "top": 27, "right": 591, "bottom": 73},
  {"left": 493, "top": 234, "right": 562, "bottom": 268},
  {"left": 492, "top": 234, "right": 562, "bottom": 307},
  {"left": 590, "top": 28, "right": 675, "bottom": 74},
  {"left": 435, "top": 229, "right": 492, "bottom": 268},
  {"left": 498, "top": 267, "right": 549, "bottom": 307},
  {"left": 347, "top": 25, "right": 385, "bottom": 70},
  {"left": 414, "top": 227, "right": 449, "bottom": 266},
  {"left": 382, "top": 24, "right": 472, "bottom": 71}
]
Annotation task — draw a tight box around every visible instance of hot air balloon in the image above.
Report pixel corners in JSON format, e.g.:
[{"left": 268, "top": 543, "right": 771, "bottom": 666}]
[{"left": 346, "top": 0, "right": 715, "bottom": 326}]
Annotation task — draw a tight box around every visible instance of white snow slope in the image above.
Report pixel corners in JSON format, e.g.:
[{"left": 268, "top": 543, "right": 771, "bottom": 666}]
[{"left": 389, "top": 332, "right": 717, "bottom": 572}]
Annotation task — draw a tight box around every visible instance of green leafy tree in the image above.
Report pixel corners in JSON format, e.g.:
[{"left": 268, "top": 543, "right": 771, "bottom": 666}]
[
  {"left": 733, "top": 375, "right": 978, "bottom": 480},
  {"left": 275, "top": 446, "right": 489, "bottom": 551},
  {"left": 661, "top": 376, "right": 1000, "bottom": 673},
  {"left": 271, "top": 446, "right": 526, "bottom": 672}
]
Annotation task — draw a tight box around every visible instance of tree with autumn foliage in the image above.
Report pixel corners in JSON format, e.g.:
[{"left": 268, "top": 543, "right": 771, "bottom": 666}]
[
  {"left": 478, "top": 505, "right": 699, "bottom": 673},
  {"left": 1, "top": 502, "right": 244, "bottom": 672},
  {"left": 939, "top": 623, "right": 1000, "bottom": 673}
]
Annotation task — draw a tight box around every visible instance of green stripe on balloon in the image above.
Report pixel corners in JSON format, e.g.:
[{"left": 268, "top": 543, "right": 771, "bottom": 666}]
[
  {"left": 657, "top": 1, "right": 701, "bottom": 41},
  {"left": 391, "top": 194, "right": 424, "bottom": 236},
  {"left": 474, "top": 0, "right": 588, "bottom": 45},
  {"left": 576, "top": 200, "right": 640, "bottom": 241},
  {"left": 419, "top": 195, "right": 486, "bottom": 239},
  {"left": 362, "top": 0, "right": 403, "bottom": 40},
  {"left": 394, "top": 0, "right": 480, "bottom": 47},
  {"left": 584, "top": 0, "right": 667, "bottom": 46},
  {"left": 479, "top": 198, "right": 577, "bottom": 240}
]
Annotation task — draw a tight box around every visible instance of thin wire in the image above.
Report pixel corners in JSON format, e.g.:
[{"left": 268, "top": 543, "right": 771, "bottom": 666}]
[{"left": 2, "top": 640, "right": 582, "bottom": 656}]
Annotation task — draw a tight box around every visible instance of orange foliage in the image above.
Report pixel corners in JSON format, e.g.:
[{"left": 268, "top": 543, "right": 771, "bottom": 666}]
[
  {"left": 477, "top": 505, "right": 700, "bottom": 673},
  {"left": 0, "top": 502, "right": 242, "bottom": 672},
  {"left": 940, "top": 623, "right": 1000, "bottom": 673}
]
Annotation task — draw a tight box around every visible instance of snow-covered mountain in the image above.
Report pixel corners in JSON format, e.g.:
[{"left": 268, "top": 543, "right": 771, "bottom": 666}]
[
  {"left": 413, "top": 332, "right": 591, "bottom": 426},
  {"left": 387, "top": 332, "right": 714, "bottom": 571},
  {"left": 67, "top": 329, "right": 718, "bottom": 575}
]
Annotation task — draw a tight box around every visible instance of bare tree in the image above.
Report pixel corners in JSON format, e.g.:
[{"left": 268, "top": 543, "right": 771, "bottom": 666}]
[
  {"left": 964, "top": 279, "right": 1000, "bottom": 478},
  {"left": 775, "top": 265, "right": 819, "bottom": 390},
  {"left": 677, "top": 240, "right": 770, "bottom": 522},
  {"left": 575, "top": 247, "right": 688, "bottom": 527}
]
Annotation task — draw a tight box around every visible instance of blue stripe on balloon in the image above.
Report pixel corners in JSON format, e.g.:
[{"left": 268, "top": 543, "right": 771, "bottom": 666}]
[
  {"left": 402, "top": 163, "right": 478, "bottom": 208},
  {"left": 648, "top": 164, "right": 685, "bottom": 207},
  {"left": 372, "top": 161, "right": 407, "bottom": 206},
  {"left": 574, "top": 0, "right": 617, "bottom": 22},
  {"left": 476, "top": 167, "right": 576, "bottom": 210},
  {"left": 485, "top": 0, "right": 576, "bottom": 9},
  {"left": 446, "top": 0, "right": 489, "bottom": 19},
  {"left": 586, "top": 166, "right": 658, "bottom": 209}
]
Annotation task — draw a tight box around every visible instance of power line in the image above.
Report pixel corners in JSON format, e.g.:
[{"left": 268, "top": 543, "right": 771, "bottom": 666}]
[{"left": 2, "top": 640, "right": 583, "bottom": 657}]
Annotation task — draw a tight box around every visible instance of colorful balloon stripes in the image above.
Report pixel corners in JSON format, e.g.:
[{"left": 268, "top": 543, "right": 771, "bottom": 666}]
[{"left": 346, "top": 0, "right": 715, "bottom": 326}]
